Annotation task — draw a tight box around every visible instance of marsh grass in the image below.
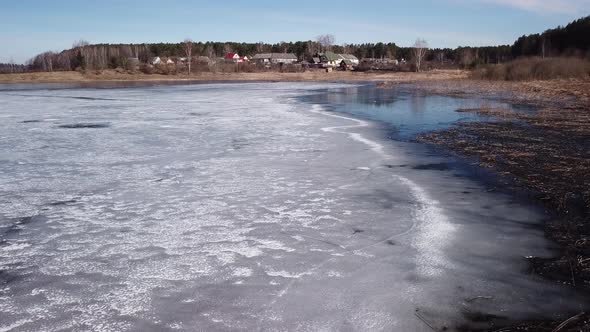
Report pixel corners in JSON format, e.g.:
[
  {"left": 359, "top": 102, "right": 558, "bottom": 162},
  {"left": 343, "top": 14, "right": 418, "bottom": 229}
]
[{"left": 471, "top": 57, "right": 590, "bottom": 81}]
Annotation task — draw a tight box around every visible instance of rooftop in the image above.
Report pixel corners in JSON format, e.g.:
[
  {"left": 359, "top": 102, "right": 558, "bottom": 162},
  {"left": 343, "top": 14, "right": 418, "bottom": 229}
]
[{"left": 252, "top": 53, "right": 297, "bottom": 60}]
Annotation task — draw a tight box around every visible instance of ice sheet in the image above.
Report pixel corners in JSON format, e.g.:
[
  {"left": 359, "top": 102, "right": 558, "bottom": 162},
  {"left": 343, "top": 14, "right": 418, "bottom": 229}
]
[{"left": 0, "top": 82, "right": 584, "bottom": 331}]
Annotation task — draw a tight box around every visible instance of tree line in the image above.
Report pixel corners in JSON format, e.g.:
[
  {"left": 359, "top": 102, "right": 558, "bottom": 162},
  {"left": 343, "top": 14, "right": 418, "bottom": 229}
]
[
  {"left": 5, "top": 41, "right": 514, "bottom": 72},
  {"left": 512, "top": 15, "right": 590, "bottom": 58},
  {"left": 1, "top": 15, "right": 588, "bottom": 73}
]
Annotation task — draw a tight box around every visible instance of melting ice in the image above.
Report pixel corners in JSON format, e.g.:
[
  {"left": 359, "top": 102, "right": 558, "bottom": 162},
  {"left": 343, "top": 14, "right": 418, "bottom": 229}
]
[{"left": 0, "top": 82, "right": 585, "bottom": 331}]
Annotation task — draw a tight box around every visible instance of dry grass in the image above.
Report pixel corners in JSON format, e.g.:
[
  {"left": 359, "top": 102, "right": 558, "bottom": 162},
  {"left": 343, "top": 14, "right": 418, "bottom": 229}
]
[
  {"left": 0, "top": 69, "right": 468, "bottom": 84},
  {"left": 408, "top": 77, "right": 590, "bottom": 331},
  {"left": 416, "top": 79, "right": 590, "bottom": 305},
  {"left": 456, "top": 102, "right": 515, "bottom": 119},
  {"left": 419, "top": 106, "right": 590, "bottom": 331},
  {"left": 472, "top": 57, "right": 590, "bottom": 81},
  {"left": 414, "top": 78, "right": 590, "bottom": 111}
]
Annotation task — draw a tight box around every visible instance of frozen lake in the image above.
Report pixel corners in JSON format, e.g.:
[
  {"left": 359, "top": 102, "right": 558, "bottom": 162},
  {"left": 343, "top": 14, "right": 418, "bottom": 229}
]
[{"left": 0, "top": 82, "right": 584, "bottom": 331}]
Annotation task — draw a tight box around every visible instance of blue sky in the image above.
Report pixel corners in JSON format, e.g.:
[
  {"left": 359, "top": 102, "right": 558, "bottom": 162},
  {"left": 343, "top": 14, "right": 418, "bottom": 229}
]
[{"left": 1, "top": 0, "right": 589, "bottom": 63}]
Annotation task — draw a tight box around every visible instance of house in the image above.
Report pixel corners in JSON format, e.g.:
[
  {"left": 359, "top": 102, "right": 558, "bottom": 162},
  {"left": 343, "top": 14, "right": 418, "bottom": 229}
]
[
  {"left": 339, "top": 59, "right": 354, "bottom": 70},
  {"left": 150, "top": 57, "right": 162, "bottom": 65},
  {"left": 166, "top": 58, "right": 175, "bottom": 65},
  {"left": 340, "top": 54, "right": 359, "bottom": 66},
  {"left": 319, "top": 52, "right": 344, "bottom": 67},
  {"left": 252, "top": 53, "right": 298, "bottom": 65},
  {"left": 224, "top": 53, "right": 243, "bottom": 63}
]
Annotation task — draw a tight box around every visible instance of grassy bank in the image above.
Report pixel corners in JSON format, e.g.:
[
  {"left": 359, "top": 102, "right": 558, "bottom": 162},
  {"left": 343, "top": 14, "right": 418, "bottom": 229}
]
[
  {"left": 0, "top": 69, "right": 468, "bottom": 84},
  {"left": 411, "top": 78, "right": 590, "bottom": 331},
  {"left": 472, "top": 57, "right": 590, "bottom": 81}
]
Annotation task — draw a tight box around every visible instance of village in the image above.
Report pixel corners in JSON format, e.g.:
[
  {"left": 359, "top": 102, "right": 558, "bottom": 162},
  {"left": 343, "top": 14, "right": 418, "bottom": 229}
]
[{"left": 142, "top": 51, "right": 364, "bottom": 73}]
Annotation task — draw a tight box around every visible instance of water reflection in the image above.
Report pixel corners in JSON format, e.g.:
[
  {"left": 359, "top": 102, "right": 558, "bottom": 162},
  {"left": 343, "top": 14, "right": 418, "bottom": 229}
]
[{"left": 305, "top": 84, "right": 528, "bottom": 140}]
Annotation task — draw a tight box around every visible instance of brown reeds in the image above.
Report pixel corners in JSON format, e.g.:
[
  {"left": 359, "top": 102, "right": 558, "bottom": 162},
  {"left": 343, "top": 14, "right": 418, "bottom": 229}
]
[{"left": 471, "top": 57, "right": 590, "bottom": 81}]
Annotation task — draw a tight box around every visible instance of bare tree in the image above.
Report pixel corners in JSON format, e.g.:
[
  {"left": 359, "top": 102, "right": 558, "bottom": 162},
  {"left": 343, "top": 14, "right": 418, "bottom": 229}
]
[
  {"left": 72, "top": 39, "right": 89, "bottom": 49},
  {"left": 342, "top": 43, "right": 351, "bottom": 54},
  {"left": 412, "top": 39, "right": 428, "bottom": 72},
  {"left": 279, "top": 41, "right": 288, "bottom": 53},
  {"left": 316, "top": 34, "right": 335, "bottom": 52},
  {"left": 223, "top": 43, "right": 233, "bottom": 55},
  {"left": 183, "top": 38, "right": 193, "bottom": 75},
  {"left": 307, "top": 40, "right": 319, "bottom": 57},
  {"left": 459, "top": 48, "right": 474, "bottom": 68}
]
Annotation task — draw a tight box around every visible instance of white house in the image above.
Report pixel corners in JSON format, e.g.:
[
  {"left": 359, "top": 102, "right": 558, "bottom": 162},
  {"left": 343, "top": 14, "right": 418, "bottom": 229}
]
[
  {"left": 150, "top": 57, "right": 162, "bottom": 65},
  {"left": 319, "top": 53, "right": 359, "bottom": 67},
  {"left": 340, "top": 54, "right": 359, "bottom": 66},
  {"left": 319, "top": 52, "right": 344, "bottom": 67}
]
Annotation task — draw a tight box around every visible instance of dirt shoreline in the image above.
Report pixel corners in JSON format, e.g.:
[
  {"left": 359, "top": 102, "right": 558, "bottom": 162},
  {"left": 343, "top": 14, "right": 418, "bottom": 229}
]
[{"left": 0, "top": 69, "right": 468, "bottom": 84}]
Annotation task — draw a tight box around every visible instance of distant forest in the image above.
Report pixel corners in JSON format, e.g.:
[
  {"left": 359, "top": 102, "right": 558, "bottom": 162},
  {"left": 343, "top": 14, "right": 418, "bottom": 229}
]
[{"left": 1, "top": 15, "right": 588, "bottom": 73}]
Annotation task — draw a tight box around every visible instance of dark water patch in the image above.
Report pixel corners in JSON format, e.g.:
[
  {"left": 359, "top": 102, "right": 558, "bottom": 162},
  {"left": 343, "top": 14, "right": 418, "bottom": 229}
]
[
  {"left": 386, "top": 240, "right": 396, "bottom": 246},
  {"left": 188, "top": 112, "right": 211, "bottom": 117},
  {"left": 231, "top": 138, "right": 249, "bottom": 150},
  {"left": 134, "top": 245, "right": 167, "bottom": 252},
  {"left": 21, "top": 120, "right": 42, "bottom": 123},
  {"left": 412, "top": 163, "right": 452, "bottom": 171},
  {"left": 0, "top": 270, "right": 22, "bottom": 286},
  {"left": 462, "top": 310, "right": 505, "bottom": 323},
  {"left": 456, "top": 315, "right": 509, "bottom": 332},
  {"left": 118, "top": 227, "right": 134, "bottom": 233},
  {"left": 3, "top": 215, "right": 47, "bottom": 235},
  {"left": 354, "top": 189, "right": 411, "bottom": 209},
  {"left": 465, "top": 295, "right": 494, "bottom": 303},
  {"left": 57, "top": 123, "right": 110, "bottom": 129},
  {"left": 352, "top": 228, "right": 364, "bottom": 235},
  {"left": 48, "top": 199, "right": 77, "bottom": 206},
  {"left": 70, "top": 96, "right": 116, "bottom": 101},
  {"left": 383, "top": 164, "right": 408, "bottom": 169}
]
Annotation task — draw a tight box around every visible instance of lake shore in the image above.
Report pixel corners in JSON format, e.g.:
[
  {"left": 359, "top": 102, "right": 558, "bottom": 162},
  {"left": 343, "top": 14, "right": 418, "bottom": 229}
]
[
  {"left": 410, "top": 79, "right": 590, "bottom": 331},
  {"left": 0, "top": 68, "right": 468, "bottom": 84}
]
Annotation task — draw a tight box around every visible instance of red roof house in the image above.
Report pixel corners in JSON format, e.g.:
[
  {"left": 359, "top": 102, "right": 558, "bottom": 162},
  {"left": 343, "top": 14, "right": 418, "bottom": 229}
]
[
  {"left": 224, "top": 53, "right": 249, "bottom": 63},
  {"left": 224, "top": 53, "right": 241, "bottom": 62}
]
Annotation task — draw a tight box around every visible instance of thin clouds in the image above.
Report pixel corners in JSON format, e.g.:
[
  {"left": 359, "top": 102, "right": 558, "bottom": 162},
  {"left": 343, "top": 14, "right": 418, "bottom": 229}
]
[{"left": 468, "top": 0, "right": 590, "bottom": 14}]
